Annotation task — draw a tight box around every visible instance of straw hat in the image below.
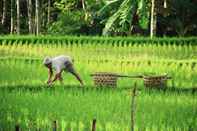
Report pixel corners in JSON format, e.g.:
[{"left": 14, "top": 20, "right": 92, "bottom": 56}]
[{"left": 43, "top": 56, "right": 52, "bottom": 65}]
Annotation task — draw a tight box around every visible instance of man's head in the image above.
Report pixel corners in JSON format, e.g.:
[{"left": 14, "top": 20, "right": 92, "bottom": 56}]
[{"left": 43, "top": 56, "right": 52, "bottom": 68}]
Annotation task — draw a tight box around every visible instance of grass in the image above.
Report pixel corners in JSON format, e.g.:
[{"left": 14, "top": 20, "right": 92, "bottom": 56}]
[
  {"left": 0, "top": 87, "right": 196, "bottom": 130},
  {"left": 0, "top": 58, "right": 197, "bottom": 89},
  {"left": 1, "top": 36, "right": 197, "bottom": 60},
  {"left": 0, "top": 36, "right": 197, "bottom": 130}
]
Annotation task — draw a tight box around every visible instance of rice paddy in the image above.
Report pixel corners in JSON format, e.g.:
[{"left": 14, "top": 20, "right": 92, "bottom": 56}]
[{"left": 0, "top": 36, "right": 196, "bottom": 130}]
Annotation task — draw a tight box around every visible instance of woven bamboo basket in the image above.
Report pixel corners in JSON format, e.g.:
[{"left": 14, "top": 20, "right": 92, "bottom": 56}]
[
  {"left": 143, "top": 74, "right": 171, "bottom": 89},
  {"left": 90, "top": 72, "right": 118, "bottom": 87},
  {"left": 90, "top": 72, "right": 142, "bottom": 87},
  {"left": 91, "top": 72, "right": 171, "bottom": 89}
]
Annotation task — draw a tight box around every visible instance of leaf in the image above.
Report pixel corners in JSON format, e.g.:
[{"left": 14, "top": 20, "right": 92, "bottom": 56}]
[
  {"left": 102, "top": 0, "right": 134, "bottom": 35},
  {"left": 138, "top": 0, "right": 149, "bottom": 29},
  {"left": 98, "top": 0, "right": 120, "bottom": 16},
  {"left": 102, "top": 11, "right": 121, "bottom": 35}
]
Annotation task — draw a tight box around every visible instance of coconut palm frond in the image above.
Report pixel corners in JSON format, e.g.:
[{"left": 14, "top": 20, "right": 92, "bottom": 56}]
[
  {"left": 103, "top": 0, "right": 134, "bottom": 35},
  {"left": 102, "top": 10, "right": 121, "bottom": 35},
  {"left": 138, "top": 0, "right": 149, "bottom": 29},
  {"left": 98, "top": 0, "right": 120, "bottom": 15}
]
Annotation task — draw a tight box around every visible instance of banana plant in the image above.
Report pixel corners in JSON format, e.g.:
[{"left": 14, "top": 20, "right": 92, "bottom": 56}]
[{"left": 99, "top": 0, "right": 150, "bottom": 36}]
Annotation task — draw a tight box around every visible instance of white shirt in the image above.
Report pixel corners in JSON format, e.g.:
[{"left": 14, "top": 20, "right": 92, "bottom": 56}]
[{"left": 51, "top": 55, "right": 72, "bottom": 73}]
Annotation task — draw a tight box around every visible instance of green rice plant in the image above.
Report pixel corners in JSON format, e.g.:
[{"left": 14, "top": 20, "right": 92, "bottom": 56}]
[
  {"left": 0, "top": 36, "right": 197, "bottom": 130},
  {"left": 1, "top": 57, "right": 197, "bottom": 88},
  {"left": 0, "top": 87, "right": 196, "bottom": 130}
]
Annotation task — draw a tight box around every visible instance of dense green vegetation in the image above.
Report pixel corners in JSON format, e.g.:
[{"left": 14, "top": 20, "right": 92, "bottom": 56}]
[
  {"left": 0, "top": 0, "right": 197, "bottom": 36},
  {"left": 1, "top": 57, "right": 197, "bottom": 88},
  {"left": 0, "top": 88, "right": 196, "bottom": 130},
  {"left": 0, "top": 36, "right": 197, "bottom": 130},
  {"left": 1, "top": 0, "right": 196, "bottom": 130},
  {"left": 1, "top": 36, "right": 197, "bottom": 88}
]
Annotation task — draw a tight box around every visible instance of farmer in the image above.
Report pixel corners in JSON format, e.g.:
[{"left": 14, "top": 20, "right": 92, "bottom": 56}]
[{"left": 43, "top": 55, "right": 84, "bottom": 86}]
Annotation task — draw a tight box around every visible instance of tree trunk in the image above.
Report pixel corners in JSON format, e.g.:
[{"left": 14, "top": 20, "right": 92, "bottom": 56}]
[
  {"left": 40, "top": 0, "right": 45, "bottom": 29},
  {"left": 164, "top": 0, "right": 167, "bottom": 8},
  {"left": 35, "top": 0, "right": 40, "bottom": 35},
  {"left": 47, "top": 0, "right": 51, "bottom": 25},
  {"left": 150, "top": 0, "right": 157, "bottom": 38},
  {"left": 81, "top": 0, "right": 85, "bottom": 10},
  {"left": 1, "top": 0, "right": 6, "bottom": 25},
  {"left": 95, "top": 0, "right": 99, "bottom": 4},
  {"left": 41, "top": 0, "right": 45, "bottom": 28},
  {"left": 10, "top": 0, "right": 14, "bottom": 34},
  {"left": 16, "top": 0, "right": 20, "bottom": 34},
  {"left": 27, "top": 0, "right": 33, "bottom": 34},
  {"left": 80, "top": 0, "right": 87, "bottom": 21}
]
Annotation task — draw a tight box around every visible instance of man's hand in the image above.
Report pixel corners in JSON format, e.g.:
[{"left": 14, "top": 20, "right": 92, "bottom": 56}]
[
  {"left": 47, "top": 79, "right": 53, "bottom": 85},
  {"left": 47, "top": 67, "right": 53, "bottom": 85}
]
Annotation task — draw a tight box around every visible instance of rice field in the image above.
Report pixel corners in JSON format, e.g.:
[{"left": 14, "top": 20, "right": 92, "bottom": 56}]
[
  {"left": 0, "top": 36, "right": 197, "bottom": 130},
  {"left": 1, "top": 88, "right": 196, "bottom": 131}
]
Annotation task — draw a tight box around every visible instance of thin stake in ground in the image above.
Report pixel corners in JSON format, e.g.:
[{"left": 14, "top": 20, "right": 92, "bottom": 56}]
[
  {"left": 15, "top": 124, "right": 20, "bottom": 131},
  {"left": 92, "top": 119, "right": 96, "bottom": 131},
  {"left": 53, "top": 120, "right": 57, "bottom": 131},
  {"left": 131, "top": 83, "right": 137, "bottom": 131}
]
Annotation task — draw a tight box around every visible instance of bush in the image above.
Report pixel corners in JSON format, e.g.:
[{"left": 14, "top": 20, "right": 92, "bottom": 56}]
[{"left": 47, "top": 11, "right": 87, "bottom": 35}]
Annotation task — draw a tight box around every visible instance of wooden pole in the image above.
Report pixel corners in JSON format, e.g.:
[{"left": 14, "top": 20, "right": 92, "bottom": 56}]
[
  {"left": 92, "top": 119, "right": 96, "bottom": 131},
  {"left": 131, "top": 83, "right": 137, "bottom": 131},
  {"left": 15, "top": 124, "right": 20, "bottom": 131},
  {"left": 53, "top": 120, "right": 57, "bottom": 131}
]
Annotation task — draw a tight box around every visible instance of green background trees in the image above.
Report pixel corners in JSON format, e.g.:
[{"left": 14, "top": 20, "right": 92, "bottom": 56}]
[{"left": 0, "top": 0, "right": 196, "bottom": 36}]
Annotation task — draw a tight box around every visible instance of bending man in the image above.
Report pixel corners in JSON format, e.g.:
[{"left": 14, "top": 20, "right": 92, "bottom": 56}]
[{"left": 43, "top": 55, "right": 84, "bottom": 86}]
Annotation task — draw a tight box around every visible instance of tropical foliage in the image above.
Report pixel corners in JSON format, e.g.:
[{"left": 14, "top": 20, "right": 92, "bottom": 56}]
[
  {"left": 0, "top": 0, "right": 196, "bottom": 36},
  {"left": 99, "top": 0, "right": 149, "bottom": 36},
  {"left": 0, "top": 36, "right": 197, "bottom": 130}
]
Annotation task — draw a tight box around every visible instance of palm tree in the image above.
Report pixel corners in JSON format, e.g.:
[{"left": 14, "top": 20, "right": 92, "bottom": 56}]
[
  {"left": 16, "top": 0, "right": 20, "bottom": 34},
  {"left": 80, "top": 0, "right": 87, "bottom": 21},
  {"left": 27, "top": 0, "right": 33, "bottom": 34},
  {"left": 99, "top": 0, "right": 149, "bottom": 36},
  {"left": 2, "top": 0, "right": 7, "bottom": 25},
  {"left": 47, "top": 0, "right": 51, "bottom": 25},
  {"left": 35, "top": 0, "right": 40, "bottom": 35},
  {"left": 10, "top": 0, "right": 14, "bottom": 34},
  {"left": 150, "top": 0, "right": 156, "bottom": 38}
]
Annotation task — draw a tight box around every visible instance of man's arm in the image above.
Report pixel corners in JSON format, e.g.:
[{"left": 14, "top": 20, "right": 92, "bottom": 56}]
[
  {"left": 47, "top": 68, "right": 53, "bottom": 84},
  {"left": 48, "top": 66, "right": 63, "bottom": 85},
  {"left": 51, "top": 72, "right": 62, "bottom": 83}
]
